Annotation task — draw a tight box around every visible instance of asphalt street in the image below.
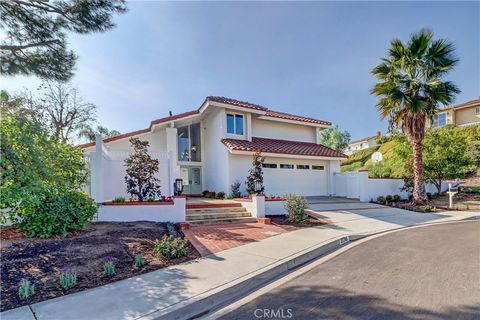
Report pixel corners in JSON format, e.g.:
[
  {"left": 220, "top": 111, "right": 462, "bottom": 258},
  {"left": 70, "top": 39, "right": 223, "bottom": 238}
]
[{"left": 219, "top": 221, "right": 480, "bottom": 320}]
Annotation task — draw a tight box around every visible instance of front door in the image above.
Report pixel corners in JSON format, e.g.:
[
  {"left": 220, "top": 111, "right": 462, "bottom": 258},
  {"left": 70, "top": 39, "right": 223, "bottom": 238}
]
[{"left": 180, "top": 166, "right": 202, "bottom": 195}]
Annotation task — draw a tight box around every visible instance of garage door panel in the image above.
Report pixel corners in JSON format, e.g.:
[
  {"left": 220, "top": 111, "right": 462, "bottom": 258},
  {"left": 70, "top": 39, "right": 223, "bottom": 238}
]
[{"left": 263, "top": 162, "right": 327, "bottom": 196}]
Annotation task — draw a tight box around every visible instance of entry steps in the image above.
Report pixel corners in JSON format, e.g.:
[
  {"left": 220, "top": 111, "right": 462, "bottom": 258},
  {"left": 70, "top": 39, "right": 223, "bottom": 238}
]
[{"left": 186, "top": 203, "right": 256, "bottom": 225}]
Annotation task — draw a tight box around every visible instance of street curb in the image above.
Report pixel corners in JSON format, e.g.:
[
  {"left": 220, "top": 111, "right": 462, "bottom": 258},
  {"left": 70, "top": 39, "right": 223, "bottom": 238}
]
[
  {"left": 141, "top": 216, "right": 480, "bottom": 320},
  {"left": 138, "top": 234, "right": 360, "bottom": 320}
]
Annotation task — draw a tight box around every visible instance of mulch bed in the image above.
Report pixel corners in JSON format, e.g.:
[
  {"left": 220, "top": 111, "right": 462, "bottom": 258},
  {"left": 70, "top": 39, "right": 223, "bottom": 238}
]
[
  {"left": 268, "top": 215, "right": 328, "bottom": 232},
  {"left": 0, "top": 221, "right": 200, "bottom": 312}
]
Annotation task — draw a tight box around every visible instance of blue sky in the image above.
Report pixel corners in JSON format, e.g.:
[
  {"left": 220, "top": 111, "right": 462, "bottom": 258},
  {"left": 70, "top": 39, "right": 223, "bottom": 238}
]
[{"left": 3, "top": 1, "right": 479, "bottom": 140}]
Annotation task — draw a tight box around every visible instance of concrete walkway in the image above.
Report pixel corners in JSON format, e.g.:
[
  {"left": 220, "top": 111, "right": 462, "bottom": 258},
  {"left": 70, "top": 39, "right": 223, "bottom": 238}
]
[{"left": 3, "top": 208, "right": 479, "bottom": 320}]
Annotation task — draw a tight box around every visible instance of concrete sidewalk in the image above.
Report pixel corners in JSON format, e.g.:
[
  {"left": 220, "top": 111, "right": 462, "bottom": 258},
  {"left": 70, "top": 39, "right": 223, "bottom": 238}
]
[{"left": 3, "top": 209, "right": 479, "bottom": 320}]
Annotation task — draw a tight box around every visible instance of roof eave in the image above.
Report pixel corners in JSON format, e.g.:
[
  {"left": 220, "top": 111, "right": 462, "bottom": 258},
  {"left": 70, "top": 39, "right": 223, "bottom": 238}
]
[
  {"left": 257, "top": 115, "right": 331, "bottom": 128},
  {"left": 227, "top": 149, "right": 347, "bottom": 160}
]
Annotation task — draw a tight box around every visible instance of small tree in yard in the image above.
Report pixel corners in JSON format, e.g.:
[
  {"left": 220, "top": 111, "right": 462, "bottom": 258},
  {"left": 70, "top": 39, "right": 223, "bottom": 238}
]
[
  {"left": 124, "top": 138, "right": 161, "bottom": 201},
  {"left": 245, "top": 151, "right": 265, "bottom": 194},
  {"left": 422, "top": 127, "right": 473, "bottom": 194},
  {"left": 318, "top": 125, "right": 351, "bottom": 152}
]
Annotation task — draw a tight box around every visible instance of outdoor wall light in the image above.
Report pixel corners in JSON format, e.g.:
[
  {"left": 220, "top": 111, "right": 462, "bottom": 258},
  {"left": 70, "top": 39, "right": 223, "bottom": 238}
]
[
  {"left": 254, "top": 179, "right": 262, "bottom": 193},
  {"left": 174, "top": 179, "right": 184, "bottom": 195}
]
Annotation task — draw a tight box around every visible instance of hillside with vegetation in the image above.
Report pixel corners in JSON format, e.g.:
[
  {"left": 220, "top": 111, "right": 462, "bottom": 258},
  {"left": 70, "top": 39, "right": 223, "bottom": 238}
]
[{"left": 341, "top": 125, "right": 480, "bottom": 180}]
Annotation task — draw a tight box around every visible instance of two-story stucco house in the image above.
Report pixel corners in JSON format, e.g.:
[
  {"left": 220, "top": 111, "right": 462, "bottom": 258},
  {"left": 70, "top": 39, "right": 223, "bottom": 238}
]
[
  {"left": 81, "top": 97, "right": 347, "bottom": 201},
  {"left": 345, "top": 132, "right": 381, "bottom": 155},
  {"left": 428, "top": 98, "right": 480, "bottom": 128}
]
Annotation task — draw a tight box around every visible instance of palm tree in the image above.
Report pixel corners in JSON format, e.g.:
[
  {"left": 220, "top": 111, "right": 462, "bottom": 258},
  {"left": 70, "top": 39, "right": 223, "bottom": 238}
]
[
  {"left": 371, "top": 29, "right": 460, "bottom": 204},
  {"left": 78, "top": 125, "right": 121, "bottom": 142}
]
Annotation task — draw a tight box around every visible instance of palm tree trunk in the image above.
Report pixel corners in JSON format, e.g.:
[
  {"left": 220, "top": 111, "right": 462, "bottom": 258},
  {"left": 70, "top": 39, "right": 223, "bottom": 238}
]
[{"left": 412, "top": 140, "right": 428, "bottom": 204}]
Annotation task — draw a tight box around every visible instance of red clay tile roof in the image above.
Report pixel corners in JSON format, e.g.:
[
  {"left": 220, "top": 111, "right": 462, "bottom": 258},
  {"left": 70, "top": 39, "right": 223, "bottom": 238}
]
[
  {"left": 206, "top": 96, "right": 269, "bottom": 111},
  {"left": 221, "top": 137, "right": 347, "bottom": 158},
  {"left": 79, "top": 97, "right": 332, "bottom": 149}
]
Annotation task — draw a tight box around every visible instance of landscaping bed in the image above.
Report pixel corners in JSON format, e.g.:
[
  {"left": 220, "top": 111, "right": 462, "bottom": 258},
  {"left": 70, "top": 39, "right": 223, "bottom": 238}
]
[
  {"left": 0, "top": 221, "right": 200, "bottom": 312},
  {"left": 431, "top": 192, "right": 480, "bottom": 211},
  {"left": 268, "top": 215, "right": 328, "bottom": 231}
]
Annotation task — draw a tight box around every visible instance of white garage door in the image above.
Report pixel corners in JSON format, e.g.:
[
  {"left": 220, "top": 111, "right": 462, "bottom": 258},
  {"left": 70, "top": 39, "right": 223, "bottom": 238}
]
[{"left": 262, "top": 160, "right": 328, "bottom": 196}]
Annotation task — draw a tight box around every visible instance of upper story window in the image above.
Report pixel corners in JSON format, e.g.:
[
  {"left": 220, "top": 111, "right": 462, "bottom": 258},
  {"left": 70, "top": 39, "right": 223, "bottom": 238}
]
[
  {"left": 226, "top": 113, "right": 244, "bottom": 135},
  {"left": 432, "top": 112, "right": 447, "bottom": 127},
  {"left": 178, "top": 123, "right": 201, "bottom": 162}
]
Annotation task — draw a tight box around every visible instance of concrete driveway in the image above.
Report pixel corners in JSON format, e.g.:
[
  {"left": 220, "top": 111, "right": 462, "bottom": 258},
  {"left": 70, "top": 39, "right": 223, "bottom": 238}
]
[
  {"left": 217, "top": 221, "right": 480, "bottom": 320},
  {"left": 305, "top": 196, "right": 458, "bottom": 228}
]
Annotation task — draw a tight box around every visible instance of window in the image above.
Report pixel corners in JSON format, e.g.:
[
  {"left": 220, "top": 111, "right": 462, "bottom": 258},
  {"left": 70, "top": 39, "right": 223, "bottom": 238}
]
[
  {"left": 177, "top": 123, "right": 201, "bottom": 162},
  {"left": 312, "top": 165, "right": 325, "bottom": 170},
  {"left": 226, "top": 113, "right": 244, "bottom": 135},
  {"left": 280, "top": 164, "right": 294, "bottom": 169},
  {"left": 262, "top": 163, "right": 277, "bottom": 168},
  {"left": 432, "top": 113, "right": 447, "bottom": 127},
  {"left": 296, "top": 165, "right": 310, "bottom": 170},
  {"left": 476, "top": 107, "right": 480, "bottom": 114}
]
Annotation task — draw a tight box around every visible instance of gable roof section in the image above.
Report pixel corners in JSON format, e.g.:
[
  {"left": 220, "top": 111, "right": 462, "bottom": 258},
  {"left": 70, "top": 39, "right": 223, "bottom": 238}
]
[
  {"left": 206, "top": 96, "right": 269, "bottom": 111},
  {"left": 79, "top": 96, "right": 331, "bottom": 149},
  {"left": 221, "top": 137, "right": 347, "bottom": 158},
  {"left": 439, "top": 98, "right": 480, "bottom": 111}
]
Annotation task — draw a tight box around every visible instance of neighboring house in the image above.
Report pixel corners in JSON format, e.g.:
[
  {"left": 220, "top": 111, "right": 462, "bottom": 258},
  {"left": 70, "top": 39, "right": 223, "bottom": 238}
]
[
  {"left": 428, "top": 98, "right": 480, "bottom": 128},
  {"left": 81, "top": 96, "right": 347, "bottom": 201},
  {"left": 345, "top": 132, "right": 381, "bottom": 155}
]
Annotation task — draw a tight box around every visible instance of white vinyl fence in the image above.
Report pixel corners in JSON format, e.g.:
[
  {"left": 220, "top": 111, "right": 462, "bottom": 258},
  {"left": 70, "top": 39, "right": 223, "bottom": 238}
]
[
  {"left": 333, "top": 171, "right": 448, "bottom": 202},
  {"left": 87, "top": 139, "right": 172, "bottom": 203}
]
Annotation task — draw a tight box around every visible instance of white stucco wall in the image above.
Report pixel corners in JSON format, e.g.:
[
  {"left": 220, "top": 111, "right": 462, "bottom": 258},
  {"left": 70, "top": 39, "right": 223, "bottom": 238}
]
[
  {"left": 96, "top": 197, "right": 186, "bottom": 222},
  {"left": 202, "top": 109, "right": 230, "bottom": 193},
  {"left": 334, "top": 171, "right": 449, "bottom": 202},
  {"left": 104, "top": 129, "right": 167, "bottom": 152},
  {"left": 252, "top": 118, "right": 317, "bottom": 142}
]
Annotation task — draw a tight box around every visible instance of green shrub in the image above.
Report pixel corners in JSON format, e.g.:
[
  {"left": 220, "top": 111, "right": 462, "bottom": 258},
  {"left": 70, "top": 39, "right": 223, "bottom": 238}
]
[
  {"left": 145, "top": 197, "right": 155, "bottom": 202},
  {"left": 1, "top": 111, "right": 92, "bottom": 236},
  {"left": 202, "top": 190, "right": 209, "bottom": 197},
  {"left": 134, "top": 254, "right": 145, "bottom": 268},
  {"left": 224, "top": 194, "right": 233, "bottom": 199},
  {"left": 154, "top": 235, "right": 189, "bottom": 260},
  {"left": 230, "top": 181, "right": 241, "bottom": 198},
  {"left": 377, "top": 196, "right": 386, "bottom": 205},
  {"left": 419, "top": 205, "right": 433, "bottom": 213},
  {"left": 59, "top": 268, "right": 77, "bottom": 290},
  {"left": 18, "top": 279, "right": 35, "bottom": 299},
  {"left": 112, "top": 196, "right": 125, "bottom": 203},
  {"left": 427, "top": 192, "right": 433, "bottom": 200},
  {"left": 284, "top": 194, "right": 308, "bottom": 222},
  {"left": 19, "top": 191, "right": 97, "bottom": 238},
  {"left": 392, "top": 194, "right": 401, "bottom": 202},
  {"left": 216, "top": 192, "right": 225, "bottom": 199},
  {"left": 385, "top": 195, "right": 393, "bottom": 203},
  {"left": 103, "top": 257, "right": 115, "bottom": 276}
]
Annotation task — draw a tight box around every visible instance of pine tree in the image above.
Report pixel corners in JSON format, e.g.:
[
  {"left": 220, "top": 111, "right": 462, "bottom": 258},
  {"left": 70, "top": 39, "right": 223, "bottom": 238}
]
[
  {"left": 245, "top": 151, "right": 265, "bottom": 194},
  {"left": 124, "top": 138, "right": 161, "bottom": 201}
]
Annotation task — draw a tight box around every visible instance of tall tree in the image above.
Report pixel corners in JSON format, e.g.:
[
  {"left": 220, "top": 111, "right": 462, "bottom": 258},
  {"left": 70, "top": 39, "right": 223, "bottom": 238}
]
[
  {"left": 78, "top": 125, "right": 121, "bottom": 142},
  {"left": 371, "top": 29, "right": 459, "bottom": 204},
  {"left": 0, "top": 0, "right": 126, "bottom": 81},
  {"left": 31, "top": 81, "right": 96, "bottom": 141},
  {"left": 318, "top": 125, "right": 351, "bottom": 152}
]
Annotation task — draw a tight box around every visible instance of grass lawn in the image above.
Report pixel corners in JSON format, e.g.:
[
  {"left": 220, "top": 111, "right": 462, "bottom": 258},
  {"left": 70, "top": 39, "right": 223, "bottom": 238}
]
[{"left": 0, "top": 221, "right": 200, "bottom": 312}]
